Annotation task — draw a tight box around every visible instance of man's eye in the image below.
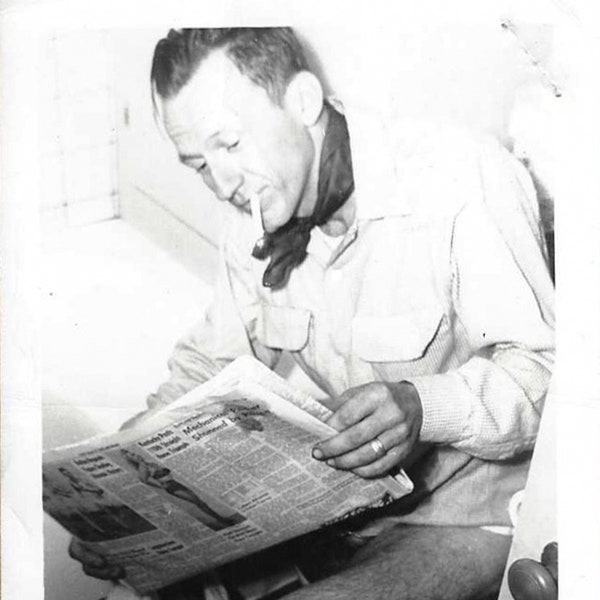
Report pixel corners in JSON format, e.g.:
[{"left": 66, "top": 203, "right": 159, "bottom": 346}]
[
  {"left": 227, "top": 140, "right": 240, "bottom": 151},
  {"left": 195, "top": 163, "right": 207, "bottom": 173}
]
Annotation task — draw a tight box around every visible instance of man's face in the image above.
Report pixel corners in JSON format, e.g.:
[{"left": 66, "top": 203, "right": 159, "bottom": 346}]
[{"left": 161, "top": 50, "right": 316, "bottom": 234}]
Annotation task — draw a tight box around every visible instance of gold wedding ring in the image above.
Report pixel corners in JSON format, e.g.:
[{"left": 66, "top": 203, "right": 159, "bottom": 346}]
[{"left": 369, "top": 437, "right": 386, "bottom": 459}]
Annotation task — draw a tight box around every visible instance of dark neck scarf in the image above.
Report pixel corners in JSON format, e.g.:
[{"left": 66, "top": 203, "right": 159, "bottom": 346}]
[{"left": 252, "top": 103, "right": 355, "bottom": 289}]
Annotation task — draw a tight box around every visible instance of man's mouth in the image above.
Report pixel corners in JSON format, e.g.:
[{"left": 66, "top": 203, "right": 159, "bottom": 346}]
[{"left": 236, "top": 188, "right": 267, "bottom": 213}]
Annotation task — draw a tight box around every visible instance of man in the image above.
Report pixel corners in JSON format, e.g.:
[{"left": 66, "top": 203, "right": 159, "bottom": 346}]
[{"left": 71, "top": 27, "right": 555, "bottom": 599}]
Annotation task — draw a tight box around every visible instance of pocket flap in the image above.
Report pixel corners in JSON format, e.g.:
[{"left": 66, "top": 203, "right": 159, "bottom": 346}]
[
  {"left": 256, "top": 304, "right": 312, "bottom": 352},
  {"left": 353, "top": 309, "right": 444, "bottom": 362}
]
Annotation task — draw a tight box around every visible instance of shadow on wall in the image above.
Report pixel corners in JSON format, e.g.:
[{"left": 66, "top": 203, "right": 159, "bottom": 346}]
[
  {"left": 522, "top": 159, "right": 555, "bottom": 282},
  {"left": 43, "top": 392, "right": 106, "bottom": 451}
]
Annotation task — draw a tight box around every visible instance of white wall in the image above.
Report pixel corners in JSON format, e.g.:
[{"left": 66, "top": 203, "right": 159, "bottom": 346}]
[
  {"left": 37, "top": 29, "right": 119, "bottom": 226},
  {"left": 300, "top": 23, "right": 552, "bottom": 142}
]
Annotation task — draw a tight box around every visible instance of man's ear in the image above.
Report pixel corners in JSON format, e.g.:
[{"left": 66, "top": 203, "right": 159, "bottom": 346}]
[{"left": 283, "top": 71, "right": 324, "bottom": 127}]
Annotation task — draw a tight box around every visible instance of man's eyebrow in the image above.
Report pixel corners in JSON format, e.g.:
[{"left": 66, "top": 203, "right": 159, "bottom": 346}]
[{"left": 177, "top": 131, "right": 226, "bottom": 165}]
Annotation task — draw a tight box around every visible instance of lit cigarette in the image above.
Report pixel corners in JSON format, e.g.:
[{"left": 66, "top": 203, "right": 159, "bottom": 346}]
[{"left": 250, "top": 195, "right": 264, "bottom": 241}]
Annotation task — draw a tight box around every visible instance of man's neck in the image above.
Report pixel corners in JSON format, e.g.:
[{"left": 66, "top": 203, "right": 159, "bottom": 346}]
[
  {"left": 303, "top": 105, "right": 356, "bottom": 237},
  {"left": 299, "top": 107, "right": 329, "bottom": 219}
]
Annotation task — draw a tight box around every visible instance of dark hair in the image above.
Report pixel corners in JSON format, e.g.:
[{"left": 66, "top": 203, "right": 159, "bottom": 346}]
[{"left": 151, "top": 27, "right": 310, "bottom": 107}]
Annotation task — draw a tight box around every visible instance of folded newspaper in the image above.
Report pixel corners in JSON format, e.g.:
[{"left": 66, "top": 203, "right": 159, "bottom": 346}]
[{"left": 43, "top": 356, "right": 413, "bottom": 594}]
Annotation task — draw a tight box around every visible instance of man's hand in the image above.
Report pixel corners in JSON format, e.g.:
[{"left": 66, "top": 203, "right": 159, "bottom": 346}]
[
  {"left": 68, "top": 538, "right": 125, "bottom": 580},
  {"left": 312, "top": 381, "right": 423, "bottom": 478}
]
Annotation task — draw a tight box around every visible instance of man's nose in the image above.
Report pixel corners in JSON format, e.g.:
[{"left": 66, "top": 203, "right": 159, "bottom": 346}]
[{"left": 211, "top": 163, "right": 243, "bottom": 203}]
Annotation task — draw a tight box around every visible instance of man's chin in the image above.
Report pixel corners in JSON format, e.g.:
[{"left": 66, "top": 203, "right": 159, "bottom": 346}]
[
  {"left": 259, "top": 212, "right": 276, "bottom": 235},
  {"left": 262, "top": 220, "right": 282, "bottom": 235}
]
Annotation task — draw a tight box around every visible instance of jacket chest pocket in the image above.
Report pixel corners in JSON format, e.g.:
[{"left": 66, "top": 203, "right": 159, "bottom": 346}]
[
  {"left": 352, "top": 307, "right": 447, "bottom": 377},
  {"left": 255, "top": 304, "right": 312, "bottom": 352}
]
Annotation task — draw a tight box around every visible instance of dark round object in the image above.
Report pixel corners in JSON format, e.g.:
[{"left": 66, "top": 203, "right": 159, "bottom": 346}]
[
  {"left": 540, "top": 542, "right": 558, "bottom": 582},
  {"left": 508, "top": 558, "right": 558, "bottom": 600}
]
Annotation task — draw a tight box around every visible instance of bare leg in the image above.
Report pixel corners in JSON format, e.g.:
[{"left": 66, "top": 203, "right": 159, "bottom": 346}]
[{"left": 285, "top": 525, "right": 511, "bottom": 600}]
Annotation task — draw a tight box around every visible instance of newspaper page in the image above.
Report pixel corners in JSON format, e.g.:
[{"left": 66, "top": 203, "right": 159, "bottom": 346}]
[{"left": 43, "top": 357, "right": 413, "bottom": 594}]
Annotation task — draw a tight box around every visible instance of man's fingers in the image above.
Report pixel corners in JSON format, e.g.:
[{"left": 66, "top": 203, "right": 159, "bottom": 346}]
[
  {"left": 69, "top": 538, "right": 105, "bottom": 567},
  {"left": 314, "top": 415, "right": 389, "bottom": 460},
  {"left": 324, "top": 425, "right": 408, "bottom": 470},
  {"left": 322, "top": 382, "right": 375, "bottom": 413},
  {"left": 69, "top": 538, "right": 124, "bottom": 580},
  {"left": 325, "top": 394, "right": 377, "bottom": 433},
  {"left": 313, "top": 381, "right": 422, "bottom": 475},
  {"left": 315, "top": 388, "right": 404, "bottom": 460},
  {"left": 351, "top": 445, "right": 407, "bottom": 479},
  {"left": 325, "top": 382, "right": 396, "bottom": 432},
  {"left": 83, "top": 564, "right": 125, "bottom": 581}
]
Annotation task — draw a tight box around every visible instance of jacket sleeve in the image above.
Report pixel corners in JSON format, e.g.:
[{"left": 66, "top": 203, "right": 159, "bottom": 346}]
[
  {"left": 407, "top": 140, "right": 555, "bottom": 460},
  {"left": 146, "top": 216, "right": 280, "bottom": 410}
]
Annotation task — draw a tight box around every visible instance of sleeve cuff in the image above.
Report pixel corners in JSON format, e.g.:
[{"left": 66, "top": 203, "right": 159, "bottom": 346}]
[{"left": 404, "top": 372, "right": 472, "bottom": 444}]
